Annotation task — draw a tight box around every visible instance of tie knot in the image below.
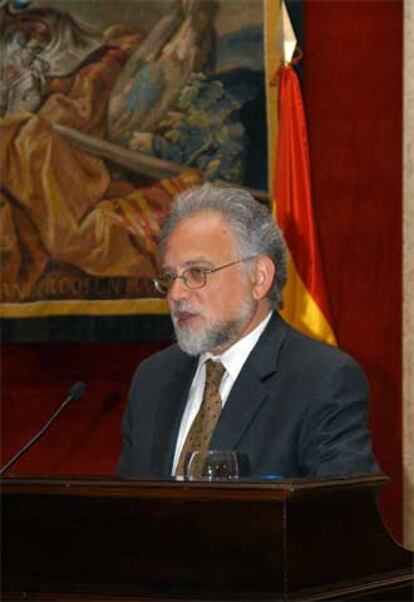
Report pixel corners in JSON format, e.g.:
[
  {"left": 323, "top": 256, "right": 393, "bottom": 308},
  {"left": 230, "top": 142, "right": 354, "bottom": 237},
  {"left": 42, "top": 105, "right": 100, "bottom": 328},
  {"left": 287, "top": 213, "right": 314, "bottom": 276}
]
[{"left": 205, "top": 359, "right": 225, "bottom": 389}]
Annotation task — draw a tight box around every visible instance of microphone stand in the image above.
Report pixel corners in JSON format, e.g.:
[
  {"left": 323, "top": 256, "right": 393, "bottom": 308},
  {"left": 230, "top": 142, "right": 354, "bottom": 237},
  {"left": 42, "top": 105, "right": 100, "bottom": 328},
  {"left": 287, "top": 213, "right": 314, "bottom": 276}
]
[{"left": 0, "top": 382, "right": 86, "bottom": 476}]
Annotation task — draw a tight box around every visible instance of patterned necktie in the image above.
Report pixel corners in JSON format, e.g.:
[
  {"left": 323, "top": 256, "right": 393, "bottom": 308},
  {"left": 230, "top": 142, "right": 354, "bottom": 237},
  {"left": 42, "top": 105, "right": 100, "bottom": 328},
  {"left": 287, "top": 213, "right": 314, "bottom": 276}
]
[{"left": 176, "top": 359, "right": 225, "bottom": 476}]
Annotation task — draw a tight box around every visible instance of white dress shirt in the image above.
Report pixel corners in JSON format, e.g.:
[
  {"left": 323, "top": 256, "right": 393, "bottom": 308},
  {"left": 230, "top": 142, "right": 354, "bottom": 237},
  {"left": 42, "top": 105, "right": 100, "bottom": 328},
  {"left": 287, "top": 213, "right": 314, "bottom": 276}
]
[{"left": 172, "top": 311, "right": 273, "bottom": 474}]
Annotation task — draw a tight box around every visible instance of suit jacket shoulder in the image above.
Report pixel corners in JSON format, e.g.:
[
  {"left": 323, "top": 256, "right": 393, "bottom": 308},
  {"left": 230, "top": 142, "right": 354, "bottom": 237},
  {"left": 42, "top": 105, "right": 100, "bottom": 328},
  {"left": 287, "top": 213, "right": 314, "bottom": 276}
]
[{"left": 213, "top": 313, "right": 378, "bottom": 477}]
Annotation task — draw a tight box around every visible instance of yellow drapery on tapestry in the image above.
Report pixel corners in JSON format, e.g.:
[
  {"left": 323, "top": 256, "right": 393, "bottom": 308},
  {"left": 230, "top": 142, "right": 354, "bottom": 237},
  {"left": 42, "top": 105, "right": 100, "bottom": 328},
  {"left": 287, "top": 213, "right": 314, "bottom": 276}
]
[{"left": 0, "top": 28, "right": 201, "bottom": 317}]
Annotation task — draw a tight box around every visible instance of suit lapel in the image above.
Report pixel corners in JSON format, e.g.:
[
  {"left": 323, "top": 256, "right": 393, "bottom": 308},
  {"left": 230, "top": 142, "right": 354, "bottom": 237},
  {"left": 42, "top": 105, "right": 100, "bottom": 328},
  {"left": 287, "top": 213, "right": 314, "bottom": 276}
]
[
  {"left": 211, "top": 313, "right": 289, "bottom": 450},
  {"left": 150, "top": 314, "right": 290, "bottom": 472},
  {"left": 151, "top": 353, "right": 198, "bottom": 475}
]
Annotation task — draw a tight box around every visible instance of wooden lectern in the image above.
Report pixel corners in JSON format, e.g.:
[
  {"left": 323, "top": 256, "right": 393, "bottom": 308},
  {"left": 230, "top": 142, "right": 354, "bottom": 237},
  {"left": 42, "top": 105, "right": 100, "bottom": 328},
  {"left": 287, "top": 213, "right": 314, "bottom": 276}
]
[{"left": 1, "top": 474, "right": 413, "bottom": 601}]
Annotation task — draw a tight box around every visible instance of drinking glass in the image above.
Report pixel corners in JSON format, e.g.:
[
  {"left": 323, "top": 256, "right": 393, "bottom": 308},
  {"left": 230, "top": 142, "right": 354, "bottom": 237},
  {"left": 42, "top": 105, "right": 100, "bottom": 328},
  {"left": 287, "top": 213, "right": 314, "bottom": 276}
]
[{"left": 185, "top": 450, "right": 239, "bottom": 481}]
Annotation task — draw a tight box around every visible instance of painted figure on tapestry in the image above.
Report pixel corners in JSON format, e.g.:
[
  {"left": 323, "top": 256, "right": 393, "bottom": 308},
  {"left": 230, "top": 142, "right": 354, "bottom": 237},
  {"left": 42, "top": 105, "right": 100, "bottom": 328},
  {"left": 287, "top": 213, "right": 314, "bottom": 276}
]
[{"left": 0, "top": 0, "right": 267, "bottom": 310}]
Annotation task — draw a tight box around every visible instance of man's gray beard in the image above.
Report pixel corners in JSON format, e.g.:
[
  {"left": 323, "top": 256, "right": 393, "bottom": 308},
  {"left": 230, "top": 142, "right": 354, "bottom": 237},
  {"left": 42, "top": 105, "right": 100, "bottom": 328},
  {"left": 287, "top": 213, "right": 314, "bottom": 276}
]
[{"left": 172, "top": 300, "right": 255, "bottom": 356}]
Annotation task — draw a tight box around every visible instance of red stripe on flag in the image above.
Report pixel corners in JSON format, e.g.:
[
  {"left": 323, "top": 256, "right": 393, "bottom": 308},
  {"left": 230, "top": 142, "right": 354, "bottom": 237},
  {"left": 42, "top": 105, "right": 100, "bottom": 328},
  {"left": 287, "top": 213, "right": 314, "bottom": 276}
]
[{"left": 273, "top": 65, "right": 334, "bottom": 327}]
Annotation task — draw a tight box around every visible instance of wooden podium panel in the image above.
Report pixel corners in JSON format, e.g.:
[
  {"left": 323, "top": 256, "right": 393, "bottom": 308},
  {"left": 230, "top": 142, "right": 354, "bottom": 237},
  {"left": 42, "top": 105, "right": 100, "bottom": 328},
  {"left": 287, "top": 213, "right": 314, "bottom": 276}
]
[{"left": 1, "top": 474, "right": 413, "bottom": 601}]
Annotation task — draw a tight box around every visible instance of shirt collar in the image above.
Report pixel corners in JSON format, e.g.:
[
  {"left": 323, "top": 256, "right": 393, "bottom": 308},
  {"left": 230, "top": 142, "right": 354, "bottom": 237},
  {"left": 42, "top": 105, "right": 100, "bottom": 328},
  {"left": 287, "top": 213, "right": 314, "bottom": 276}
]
[{"left": 200, "top": 311, "right": 273, "bottom": 381}]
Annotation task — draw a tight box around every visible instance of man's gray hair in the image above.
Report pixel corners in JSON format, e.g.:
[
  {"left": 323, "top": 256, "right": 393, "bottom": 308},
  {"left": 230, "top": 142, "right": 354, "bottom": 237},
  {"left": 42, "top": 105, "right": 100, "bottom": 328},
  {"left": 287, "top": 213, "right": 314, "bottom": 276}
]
[{"left": 159, "top": 183, "right": 288, "bottom": 309}]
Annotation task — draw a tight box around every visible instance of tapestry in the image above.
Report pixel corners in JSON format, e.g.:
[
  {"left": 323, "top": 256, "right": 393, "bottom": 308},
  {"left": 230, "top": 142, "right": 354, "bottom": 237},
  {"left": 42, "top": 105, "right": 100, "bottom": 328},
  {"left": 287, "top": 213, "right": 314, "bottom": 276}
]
[{"left": 0, "top": 0, "right": 278, "bottom": 318}]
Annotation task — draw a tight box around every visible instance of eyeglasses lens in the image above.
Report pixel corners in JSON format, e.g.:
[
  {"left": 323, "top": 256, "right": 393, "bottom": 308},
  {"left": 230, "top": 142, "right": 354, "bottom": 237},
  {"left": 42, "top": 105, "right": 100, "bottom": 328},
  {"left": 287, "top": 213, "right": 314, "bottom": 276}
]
[
  {"left": 154, "top": 267, "right": 207, "bottom": 294},
  {"left": 154, "top": 276, "right": 171, "bottom": 295},
  {"left": 185, "top": 267, "right": 206, "bottom": 289}
]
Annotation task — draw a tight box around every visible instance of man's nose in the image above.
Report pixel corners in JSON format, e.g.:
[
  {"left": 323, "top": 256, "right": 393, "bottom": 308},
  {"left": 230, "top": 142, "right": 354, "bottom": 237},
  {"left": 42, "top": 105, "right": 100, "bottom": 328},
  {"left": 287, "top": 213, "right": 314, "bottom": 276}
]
[{"left": 167, "top": 276, "right": 190, "bottom": 301}]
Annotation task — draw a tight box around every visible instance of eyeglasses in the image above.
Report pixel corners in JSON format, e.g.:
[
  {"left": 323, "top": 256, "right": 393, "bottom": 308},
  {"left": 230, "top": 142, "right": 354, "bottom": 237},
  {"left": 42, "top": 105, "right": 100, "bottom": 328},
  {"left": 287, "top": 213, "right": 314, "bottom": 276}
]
[{"left": 153, "top": 256, "right": 256, "bottom": 295}]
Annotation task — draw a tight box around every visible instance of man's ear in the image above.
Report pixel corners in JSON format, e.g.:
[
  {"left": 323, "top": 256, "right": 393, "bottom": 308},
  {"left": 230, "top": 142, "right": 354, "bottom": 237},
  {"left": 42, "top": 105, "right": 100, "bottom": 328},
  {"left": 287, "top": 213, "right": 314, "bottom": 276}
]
[{"left": 251, "top": 255, "right": 275, "bottom": 300}]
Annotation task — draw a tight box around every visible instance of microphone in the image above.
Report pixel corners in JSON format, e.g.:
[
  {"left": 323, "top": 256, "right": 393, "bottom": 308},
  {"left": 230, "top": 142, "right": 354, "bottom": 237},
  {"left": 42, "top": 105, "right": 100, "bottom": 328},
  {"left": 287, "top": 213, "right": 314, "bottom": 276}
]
[{"left": 0, "top": 381, "right": 86, "bottom": 476}]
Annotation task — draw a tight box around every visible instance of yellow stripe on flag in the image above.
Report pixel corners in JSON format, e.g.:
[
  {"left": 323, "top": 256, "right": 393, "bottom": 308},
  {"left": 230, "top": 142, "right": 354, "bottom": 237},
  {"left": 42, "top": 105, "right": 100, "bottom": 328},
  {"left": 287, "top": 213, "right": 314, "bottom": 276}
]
[{"left": 282, "top": 256, "right": 337, "bottom": 345}]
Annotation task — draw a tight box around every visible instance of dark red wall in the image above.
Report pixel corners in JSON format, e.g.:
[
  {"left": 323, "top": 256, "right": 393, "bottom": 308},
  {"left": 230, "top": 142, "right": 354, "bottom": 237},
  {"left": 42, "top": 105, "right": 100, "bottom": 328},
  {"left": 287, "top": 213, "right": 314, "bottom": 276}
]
[
  {"left": 1, "top": 0, "right": 404, "bottom": 541},
  {"left": 1, "top": 343, "right": 167, "bottom": 475},
  {"left": 303, "top": 0, "right": 403, "bottom": 539}
]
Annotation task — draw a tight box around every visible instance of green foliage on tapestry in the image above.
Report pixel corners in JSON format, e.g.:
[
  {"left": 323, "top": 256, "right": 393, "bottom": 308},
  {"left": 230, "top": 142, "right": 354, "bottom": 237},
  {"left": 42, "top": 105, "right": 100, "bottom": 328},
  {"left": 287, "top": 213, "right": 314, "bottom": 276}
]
[{"left": 129, "top": 73, "right": 246, "bottom": 183}]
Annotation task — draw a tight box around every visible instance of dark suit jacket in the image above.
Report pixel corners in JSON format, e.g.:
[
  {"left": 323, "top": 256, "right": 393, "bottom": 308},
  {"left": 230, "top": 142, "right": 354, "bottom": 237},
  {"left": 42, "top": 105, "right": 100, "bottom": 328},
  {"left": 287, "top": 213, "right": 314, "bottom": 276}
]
[{"left": 117, "top": 313, "right": 379, "bottom": 478}]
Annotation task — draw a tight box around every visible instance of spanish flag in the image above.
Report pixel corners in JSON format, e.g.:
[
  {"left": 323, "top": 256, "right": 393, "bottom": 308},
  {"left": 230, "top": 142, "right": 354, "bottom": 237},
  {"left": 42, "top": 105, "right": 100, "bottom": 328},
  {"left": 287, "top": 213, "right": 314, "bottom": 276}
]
[
  {"left": 273, "top": 63, "right": 336, "bottom": 345},
  {"left": 266, "top": 1, "right": 336, "bottom": 345}
]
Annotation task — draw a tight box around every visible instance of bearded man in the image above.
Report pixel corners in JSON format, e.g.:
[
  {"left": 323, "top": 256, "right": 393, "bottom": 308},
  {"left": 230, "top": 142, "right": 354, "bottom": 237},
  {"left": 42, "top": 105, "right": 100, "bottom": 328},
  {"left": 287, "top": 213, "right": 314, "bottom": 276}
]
[{"left": 117, "top": 183, "right": 379, "bottom": 479}]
